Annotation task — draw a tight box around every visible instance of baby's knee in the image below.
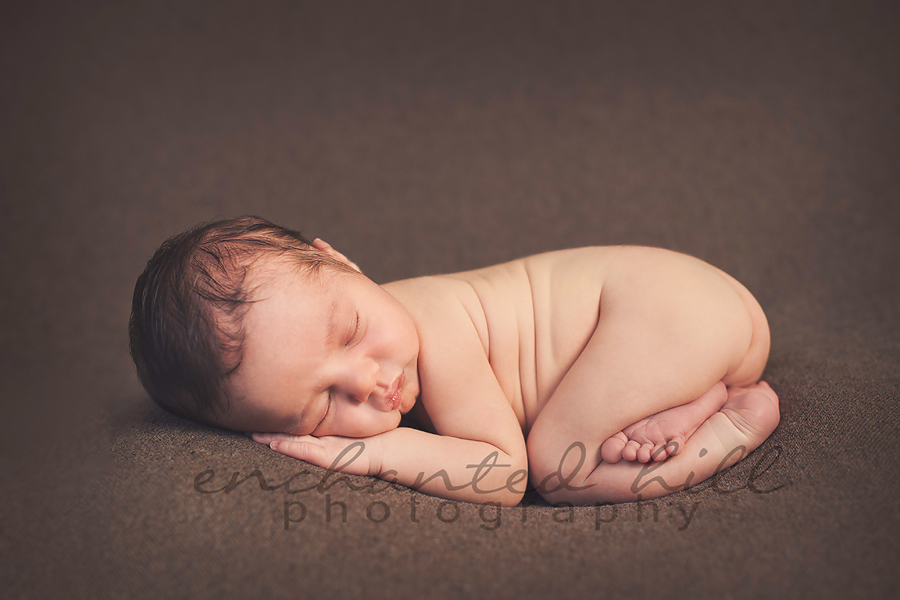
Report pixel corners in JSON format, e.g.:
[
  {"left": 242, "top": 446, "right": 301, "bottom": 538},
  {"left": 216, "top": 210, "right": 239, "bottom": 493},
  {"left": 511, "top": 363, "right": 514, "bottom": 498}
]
[
  {"left": 525, "top": 420, "right": 559, "bottom": 484},
  {"left": 525, "top": 423, "right": 589, "bottom": 501}
]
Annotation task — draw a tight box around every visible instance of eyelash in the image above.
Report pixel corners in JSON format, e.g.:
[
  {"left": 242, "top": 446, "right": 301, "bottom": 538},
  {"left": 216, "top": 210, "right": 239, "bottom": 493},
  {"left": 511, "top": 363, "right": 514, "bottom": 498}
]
[{"left": 347, "top": 311, "right": 360, "bottom": 345}]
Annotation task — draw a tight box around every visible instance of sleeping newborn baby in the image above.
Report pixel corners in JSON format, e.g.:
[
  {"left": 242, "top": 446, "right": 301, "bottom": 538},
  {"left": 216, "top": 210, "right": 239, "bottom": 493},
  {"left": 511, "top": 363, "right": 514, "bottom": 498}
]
[{"left": 130, "top": 216, "right": 779, "bottom": 506}]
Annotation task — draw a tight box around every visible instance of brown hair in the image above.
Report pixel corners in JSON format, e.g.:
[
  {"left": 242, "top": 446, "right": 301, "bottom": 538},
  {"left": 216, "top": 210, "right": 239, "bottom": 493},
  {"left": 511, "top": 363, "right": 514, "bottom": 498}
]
[{"left": 129, "top": 215, "right": 354, "bottom": 424}]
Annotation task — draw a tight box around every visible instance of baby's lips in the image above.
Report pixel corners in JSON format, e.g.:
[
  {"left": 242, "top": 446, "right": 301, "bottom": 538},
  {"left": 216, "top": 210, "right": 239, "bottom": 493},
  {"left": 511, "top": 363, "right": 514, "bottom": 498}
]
[{"left": 385, "top": 372, "right": 406, "bottom": 410}]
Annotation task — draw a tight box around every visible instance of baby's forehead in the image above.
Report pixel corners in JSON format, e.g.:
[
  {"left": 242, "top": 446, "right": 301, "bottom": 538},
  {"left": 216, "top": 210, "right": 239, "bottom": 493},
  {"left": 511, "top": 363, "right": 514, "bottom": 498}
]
[
  {"left": 242, "top": 258, "right": 352, "bottom": 326},
  {"left": 246, "top": 255, "right": 326, "bottom": 293},
  {"left": 236, "top": 258, "right": 334, "bottom": 356}
]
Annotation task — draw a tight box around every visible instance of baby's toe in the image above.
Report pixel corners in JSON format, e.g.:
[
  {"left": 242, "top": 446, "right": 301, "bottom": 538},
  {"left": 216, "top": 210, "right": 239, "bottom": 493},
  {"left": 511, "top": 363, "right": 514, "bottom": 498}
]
[
  {"left": 600, "top": 432, "right": 628, "bottom": 464},
  {"left": 637, "top": 443, "right": 657, "bottom": 463},
  {"left": 622, "top": 440, "right": 642, "bottom": 462},
  {"left": 650, "top": 444, "right": 668, "bottom": 462},
  {"left": 662, "top": 437, "right": 684, "bottom": 459}
]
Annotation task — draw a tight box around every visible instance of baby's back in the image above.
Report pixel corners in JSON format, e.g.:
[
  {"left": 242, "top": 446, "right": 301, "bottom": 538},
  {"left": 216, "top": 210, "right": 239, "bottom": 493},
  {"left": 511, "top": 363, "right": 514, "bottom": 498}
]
[
  {"left": 431, "top": 246, "right": 622, "bottom": 432},
  {"left": 385, "top": 245, "right": 767, "bottom": 436}
]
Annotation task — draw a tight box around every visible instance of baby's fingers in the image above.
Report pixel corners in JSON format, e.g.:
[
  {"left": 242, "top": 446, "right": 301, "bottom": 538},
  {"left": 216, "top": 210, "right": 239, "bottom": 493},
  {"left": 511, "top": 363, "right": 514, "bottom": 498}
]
[
  {"left": 251, "top": 432, "right": 304, "bottom": 444},
  {"left": 269, "top": 437, "right": 330, "bottom": 467},
  {"left": 252, "top": 432, "right": 373, "bottom": 476},
  {"left": 251, "top": 433, "right": 328, "bottom": 464}
]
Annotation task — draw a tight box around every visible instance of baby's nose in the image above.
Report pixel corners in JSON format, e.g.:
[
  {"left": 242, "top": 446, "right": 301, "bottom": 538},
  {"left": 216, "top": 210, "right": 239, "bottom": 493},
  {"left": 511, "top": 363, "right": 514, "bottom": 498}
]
[{"left": 349, "top": 361, "right": 380, "bottom": 402}]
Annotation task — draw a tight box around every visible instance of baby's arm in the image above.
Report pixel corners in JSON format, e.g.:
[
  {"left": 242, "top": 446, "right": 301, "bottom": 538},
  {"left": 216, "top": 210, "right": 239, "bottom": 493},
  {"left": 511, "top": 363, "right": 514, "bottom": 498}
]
[
  {"left": 257, "top": 277, "right": 528, "bottom": 506},
  {"left": 255, "top": 426, "right": 527, "bottom": 505}
]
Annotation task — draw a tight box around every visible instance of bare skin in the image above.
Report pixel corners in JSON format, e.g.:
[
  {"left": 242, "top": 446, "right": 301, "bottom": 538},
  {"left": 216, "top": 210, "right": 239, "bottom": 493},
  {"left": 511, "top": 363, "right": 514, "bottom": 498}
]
[
  {"left": 601, "top": 381, "right": 729, "bottom": 464},
  {"left": 239, "top": 243, "right": 778, "bottom": 506}
]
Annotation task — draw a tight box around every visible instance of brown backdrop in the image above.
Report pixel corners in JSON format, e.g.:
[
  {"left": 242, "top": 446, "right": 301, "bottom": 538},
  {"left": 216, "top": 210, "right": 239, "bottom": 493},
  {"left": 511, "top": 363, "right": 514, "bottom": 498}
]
[{"left": 2, "top": 1, "right": 898, "bottom": 598}]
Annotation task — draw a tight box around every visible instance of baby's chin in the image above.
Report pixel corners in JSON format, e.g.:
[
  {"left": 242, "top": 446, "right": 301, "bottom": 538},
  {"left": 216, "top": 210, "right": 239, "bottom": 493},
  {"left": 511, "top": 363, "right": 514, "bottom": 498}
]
[{"left": 363, "top": 416, "right": 403, "bottom": 437}]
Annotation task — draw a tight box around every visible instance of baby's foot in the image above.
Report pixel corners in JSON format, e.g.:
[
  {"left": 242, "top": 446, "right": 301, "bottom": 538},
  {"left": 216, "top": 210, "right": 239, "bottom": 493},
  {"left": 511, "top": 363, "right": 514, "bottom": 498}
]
[
  {"left": 719, "top": 380, "right": 780, "bottom": 440},
  {"left": 601, "top": 381, "right": 728, "bottom": 464}
]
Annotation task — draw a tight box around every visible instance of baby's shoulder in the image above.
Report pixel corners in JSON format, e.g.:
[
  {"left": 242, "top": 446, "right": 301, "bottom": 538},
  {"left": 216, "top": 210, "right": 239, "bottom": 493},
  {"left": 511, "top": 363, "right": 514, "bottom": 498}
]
[
  {"left": 381, "top": 273, "right": 480, "bottom": 318},
  {"left": 381, "top": 274, "right": 488, "bottom": 343}
]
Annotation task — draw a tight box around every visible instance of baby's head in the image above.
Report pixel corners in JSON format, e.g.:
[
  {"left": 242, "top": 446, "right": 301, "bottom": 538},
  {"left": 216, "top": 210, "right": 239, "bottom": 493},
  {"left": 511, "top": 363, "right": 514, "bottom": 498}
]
[{"left": 130, "top": 216, "right": 419, "bottom": 436}]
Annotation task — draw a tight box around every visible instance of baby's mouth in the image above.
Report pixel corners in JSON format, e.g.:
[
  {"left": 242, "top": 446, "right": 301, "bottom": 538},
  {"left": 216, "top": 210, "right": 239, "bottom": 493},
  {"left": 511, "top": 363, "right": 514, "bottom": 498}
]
[{"left": 385, "top": 372, "right": 405, "bottom": 411}]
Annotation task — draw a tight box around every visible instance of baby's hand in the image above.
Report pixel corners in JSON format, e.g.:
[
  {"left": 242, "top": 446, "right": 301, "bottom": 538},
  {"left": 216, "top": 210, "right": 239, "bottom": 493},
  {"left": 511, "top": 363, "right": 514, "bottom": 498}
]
[{"left": 251, "top": 432, "right": 383, "bottom": 477}]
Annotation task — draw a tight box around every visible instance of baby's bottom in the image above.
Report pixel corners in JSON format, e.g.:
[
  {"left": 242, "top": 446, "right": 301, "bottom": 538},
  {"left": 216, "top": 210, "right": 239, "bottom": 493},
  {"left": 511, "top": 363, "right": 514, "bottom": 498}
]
[{"left": 524, "top": 248, "right": 778, "bottom": 504}]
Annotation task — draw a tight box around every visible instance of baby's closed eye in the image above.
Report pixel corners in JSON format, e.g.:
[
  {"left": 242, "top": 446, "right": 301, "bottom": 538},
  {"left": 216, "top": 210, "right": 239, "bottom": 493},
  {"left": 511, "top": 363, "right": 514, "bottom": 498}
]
[{"left": 346, "top": 311, "right": 360, "bottom": 345}]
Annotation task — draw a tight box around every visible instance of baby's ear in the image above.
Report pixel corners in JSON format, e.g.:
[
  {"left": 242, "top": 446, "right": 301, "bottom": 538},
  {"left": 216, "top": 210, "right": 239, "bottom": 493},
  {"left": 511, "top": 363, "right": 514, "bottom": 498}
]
[{"left": 312, "top": 238, "right": 362, "bottom": 273}]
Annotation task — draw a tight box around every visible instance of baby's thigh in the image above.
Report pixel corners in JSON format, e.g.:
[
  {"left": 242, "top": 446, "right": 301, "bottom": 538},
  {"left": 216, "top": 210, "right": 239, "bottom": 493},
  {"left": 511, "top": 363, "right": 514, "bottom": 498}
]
[{"left": 526, "top": 249, "right": 754, "bottom": 478}]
